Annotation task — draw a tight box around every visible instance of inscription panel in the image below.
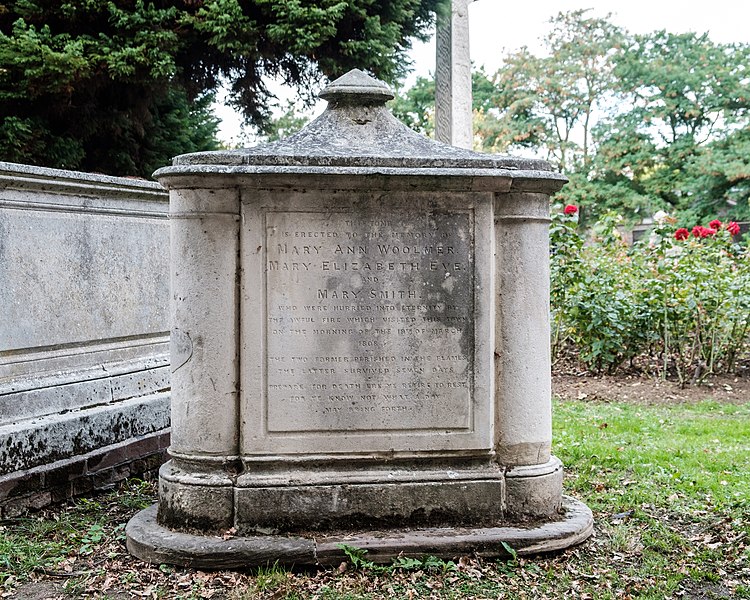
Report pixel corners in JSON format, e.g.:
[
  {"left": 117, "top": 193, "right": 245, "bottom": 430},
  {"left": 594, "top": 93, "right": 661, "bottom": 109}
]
[{"left": 265, "top": 209, "right": 474, "bottom": 432}]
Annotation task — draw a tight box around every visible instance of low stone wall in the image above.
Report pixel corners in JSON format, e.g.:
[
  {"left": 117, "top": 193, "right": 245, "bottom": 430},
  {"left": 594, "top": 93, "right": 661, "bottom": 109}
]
[{"left": 0, "top": 162, "right": 171, "bottom": 516}]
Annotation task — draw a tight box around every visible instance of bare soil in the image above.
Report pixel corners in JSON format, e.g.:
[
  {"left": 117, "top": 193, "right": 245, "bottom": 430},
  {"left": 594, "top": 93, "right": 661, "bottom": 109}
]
[
  {"left": 553, "top": 372, "right": 750, "bottom": 405},
  {"left": 10, "top": 582, "right": 64, "bottom": 600}
]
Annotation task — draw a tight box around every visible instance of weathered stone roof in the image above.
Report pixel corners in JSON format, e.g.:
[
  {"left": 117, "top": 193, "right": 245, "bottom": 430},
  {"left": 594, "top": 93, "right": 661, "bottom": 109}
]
[{"left": 168, "top": 69, "right": 560, "bottom": 175}]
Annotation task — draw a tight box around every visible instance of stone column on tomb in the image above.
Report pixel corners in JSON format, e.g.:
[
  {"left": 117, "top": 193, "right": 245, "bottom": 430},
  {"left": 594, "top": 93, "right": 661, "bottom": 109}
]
[
  {"left": 493, "top": 191, "right": 562, "bottom": 518},
  {"left": 435, "top": 0, "right": 474, "bottom": 149},
  {"left": 159, "top": 187, "right": 241, "bottom": 530}
]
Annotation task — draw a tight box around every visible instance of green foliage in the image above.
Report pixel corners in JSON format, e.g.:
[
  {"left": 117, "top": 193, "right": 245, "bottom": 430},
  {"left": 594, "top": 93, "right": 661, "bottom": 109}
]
[
  {"left": 551, "top": 208, "right": 657, "bottom": 372},
  {"left": 589, "top": 31, "right": 750, "bottom": 220},
  {"left": 0, "top": 0, "right": 443, "bottom": 176},
  {"left": 500, "top": 541, "right": 518, "bottom": 562},
  {"left": 391, "top": 75, "right": 436, "bottom": 137},
  {"left": 551, "top": 207, "right": 750, "bottom": 380},
  {"left": 615, "top": 32, "right": 750, "bottom": 145},
  {"left": 561, "top": 24, "right": 750, "bottom": 222},
  {"left": 391, "top": 11, "right": 750, "bottom": 223},
  {"left": 251, "top": 561, "right": 289, "bottom": 594},
  {"left": 174, "top": 0, "right": 443, "bottom": 125},
  {"left": 0, "top": 1, "right": 219, "bottom": 175},
  {"left": 685, "top": 126, "right": 750, "bottom": 221},
  {"left": 0, "top": 516, "right": 67, "bottom": 582},
  {"left": 78, "top": 523, "right": 105, "bottom": 555},
  {"left": 337, "top": 543, "right": 458, "bottom": 574},
  {"left": 555, "top": 399, "right": 750, "bottom": 517},
  {"left": 337, "top": 543, "right": 375, "bottom": 570},
  {"left": 488, "top": 10, "right": 626, "bottom": 170},
  {"left": 0, "top": 484, "right": 148, "bottom": 585}
]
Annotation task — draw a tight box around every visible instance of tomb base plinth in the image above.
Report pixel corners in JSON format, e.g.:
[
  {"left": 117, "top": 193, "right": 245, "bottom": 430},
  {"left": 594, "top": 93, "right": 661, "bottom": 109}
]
[
  {"left": 155, "top": 456, "right": 571, "bottom": 535},
  {"left": 127, "top": 495, "right": 593, "bottom": 568}
]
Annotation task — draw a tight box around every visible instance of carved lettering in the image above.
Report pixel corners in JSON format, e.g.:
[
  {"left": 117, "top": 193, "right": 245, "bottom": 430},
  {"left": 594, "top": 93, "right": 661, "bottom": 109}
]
[{"left": 264, "top": 209, "right": 475, "bottom": 432}]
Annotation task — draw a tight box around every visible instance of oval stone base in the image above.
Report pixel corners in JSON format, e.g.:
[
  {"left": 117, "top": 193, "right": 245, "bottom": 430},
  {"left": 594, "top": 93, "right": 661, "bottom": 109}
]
[{"left": 125, "top": 496, "right": 593, "bottom": 569}]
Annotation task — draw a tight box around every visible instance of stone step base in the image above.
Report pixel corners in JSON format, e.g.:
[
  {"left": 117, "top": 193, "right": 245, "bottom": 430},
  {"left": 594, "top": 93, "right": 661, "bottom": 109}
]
[{"left": 126, "top": 496, "right": 593, "bottom": 569}]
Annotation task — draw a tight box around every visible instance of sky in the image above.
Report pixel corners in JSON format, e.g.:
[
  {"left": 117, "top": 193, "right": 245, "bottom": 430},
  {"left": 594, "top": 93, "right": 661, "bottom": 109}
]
[{"left": 215, "top": 0, "right": 750, "bottom": 145}]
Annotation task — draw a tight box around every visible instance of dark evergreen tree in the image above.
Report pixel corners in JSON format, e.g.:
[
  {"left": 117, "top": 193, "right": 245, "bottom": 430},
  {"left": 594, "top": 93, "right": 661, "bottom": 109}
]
[{"left": 0, "top": 0, "right": 443, "bottom": 176}]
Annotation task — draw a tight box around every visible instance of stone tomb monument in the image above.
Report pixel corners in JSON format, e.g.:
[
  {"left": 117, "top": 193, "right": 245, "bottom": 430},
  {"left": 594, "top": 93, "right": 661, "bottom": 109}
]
[{"left": 126, "top": 70, "right": 593, "bottom": 567}]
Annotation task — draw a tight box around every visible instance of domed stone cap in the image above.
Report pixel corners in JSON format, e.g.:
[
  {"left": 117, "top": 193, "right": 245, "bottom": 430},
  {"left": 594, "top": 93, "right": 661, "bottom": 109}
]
[
  {"left": 318, "top": 68, "right": 394, "bottom": 103},
  {"left": 164, "top": 69, "right": 563, "bottom": 183}
]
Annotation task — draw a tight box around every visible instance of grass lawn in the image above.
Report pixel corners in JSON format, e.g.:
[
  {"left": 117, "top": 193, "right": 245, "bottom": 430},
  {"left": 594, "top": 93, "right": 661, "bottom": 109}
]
[{"left": 1, "top": 398, "right": 748, "bottom": 599}]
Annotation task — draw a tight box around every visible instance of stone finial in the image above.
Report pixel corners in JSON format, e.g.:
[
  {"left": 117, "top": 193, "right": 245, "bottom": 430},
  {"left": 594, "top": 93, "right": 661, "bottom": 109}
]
[{"left": 318, "top": 69, "right": 394, "bottom": 104}]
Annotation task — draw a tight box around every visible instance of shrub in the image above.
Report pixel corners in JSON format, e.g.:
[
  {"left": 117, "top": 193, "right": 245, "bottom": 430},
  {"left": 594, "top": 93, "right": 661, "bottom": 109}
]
[{"left": 550, "top": 208, "right": 750, "bottom": 382}]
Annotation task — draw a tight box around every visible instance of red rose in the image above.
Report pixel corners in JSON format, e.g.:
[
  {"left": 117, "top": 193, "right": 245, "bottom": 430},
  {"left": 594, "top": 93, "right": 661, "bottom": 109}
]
[
  {"left": 709, "top": 219, "right": 722, "bottom": 230},
  {"left": 564, "top": 204, "right": 578, "bottom": 215},
  {"left": 727, "top": 221, "right": 740, "bottom": 236},
  {"left": 674, "top": 228, "right": 689, "bottom": 241},
  {"left": 691, "top": 225, "right": 715, "bottom": 238}
]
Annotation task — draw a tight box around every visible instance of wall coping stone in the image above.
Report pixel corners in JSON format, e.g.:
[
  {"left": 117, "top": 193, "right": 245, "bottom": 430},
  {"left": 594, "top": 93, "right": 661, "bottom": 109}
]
[{"left": 0, "top": 161, "right": 167, "bottom": 200}]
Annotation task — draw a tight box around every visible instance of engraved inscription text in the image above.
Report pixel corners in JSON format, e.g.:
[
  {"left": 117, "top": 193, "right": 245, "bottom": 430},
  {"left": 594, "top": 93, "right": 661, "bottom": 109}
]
[{"left": 265, "top": 209, "right": 474, "bottom": 432}]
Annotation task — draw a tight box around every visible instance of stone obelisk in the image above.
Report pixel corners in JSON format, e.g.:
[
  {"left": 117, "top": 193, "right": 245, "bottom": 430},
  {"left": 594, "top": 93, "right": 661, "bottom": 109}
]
[{"left": 435, "top": 0, "right": 474, "bottom": 149}]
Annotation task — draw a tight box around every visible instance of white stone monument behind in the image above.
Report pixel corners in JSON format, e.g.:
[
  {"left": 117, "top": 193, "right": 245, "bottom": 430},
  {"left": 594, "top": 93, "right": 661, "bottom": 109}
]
[{"left": 435, "top": 0, "right": 474, "bottom": 149}]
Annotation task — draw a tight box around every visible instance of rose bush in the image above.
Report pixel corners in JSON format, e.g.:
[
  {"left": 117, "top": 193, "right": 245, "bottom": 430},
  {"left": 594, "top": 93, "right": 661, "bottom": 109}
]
[{"left": 550, "top": 207, "right": 750, "bottom": 382}]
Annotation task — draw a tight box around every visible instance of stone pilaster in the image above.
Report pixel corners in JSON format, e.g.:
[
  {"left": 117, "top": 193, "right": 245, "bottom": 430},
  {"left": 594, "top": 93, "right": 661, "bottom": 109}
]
[
  {"left": 493, "top": 191, "right": 561, "bottom": 517},
  {"left": 158, "top": 187, "right": 240, "bottom": 530}
]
